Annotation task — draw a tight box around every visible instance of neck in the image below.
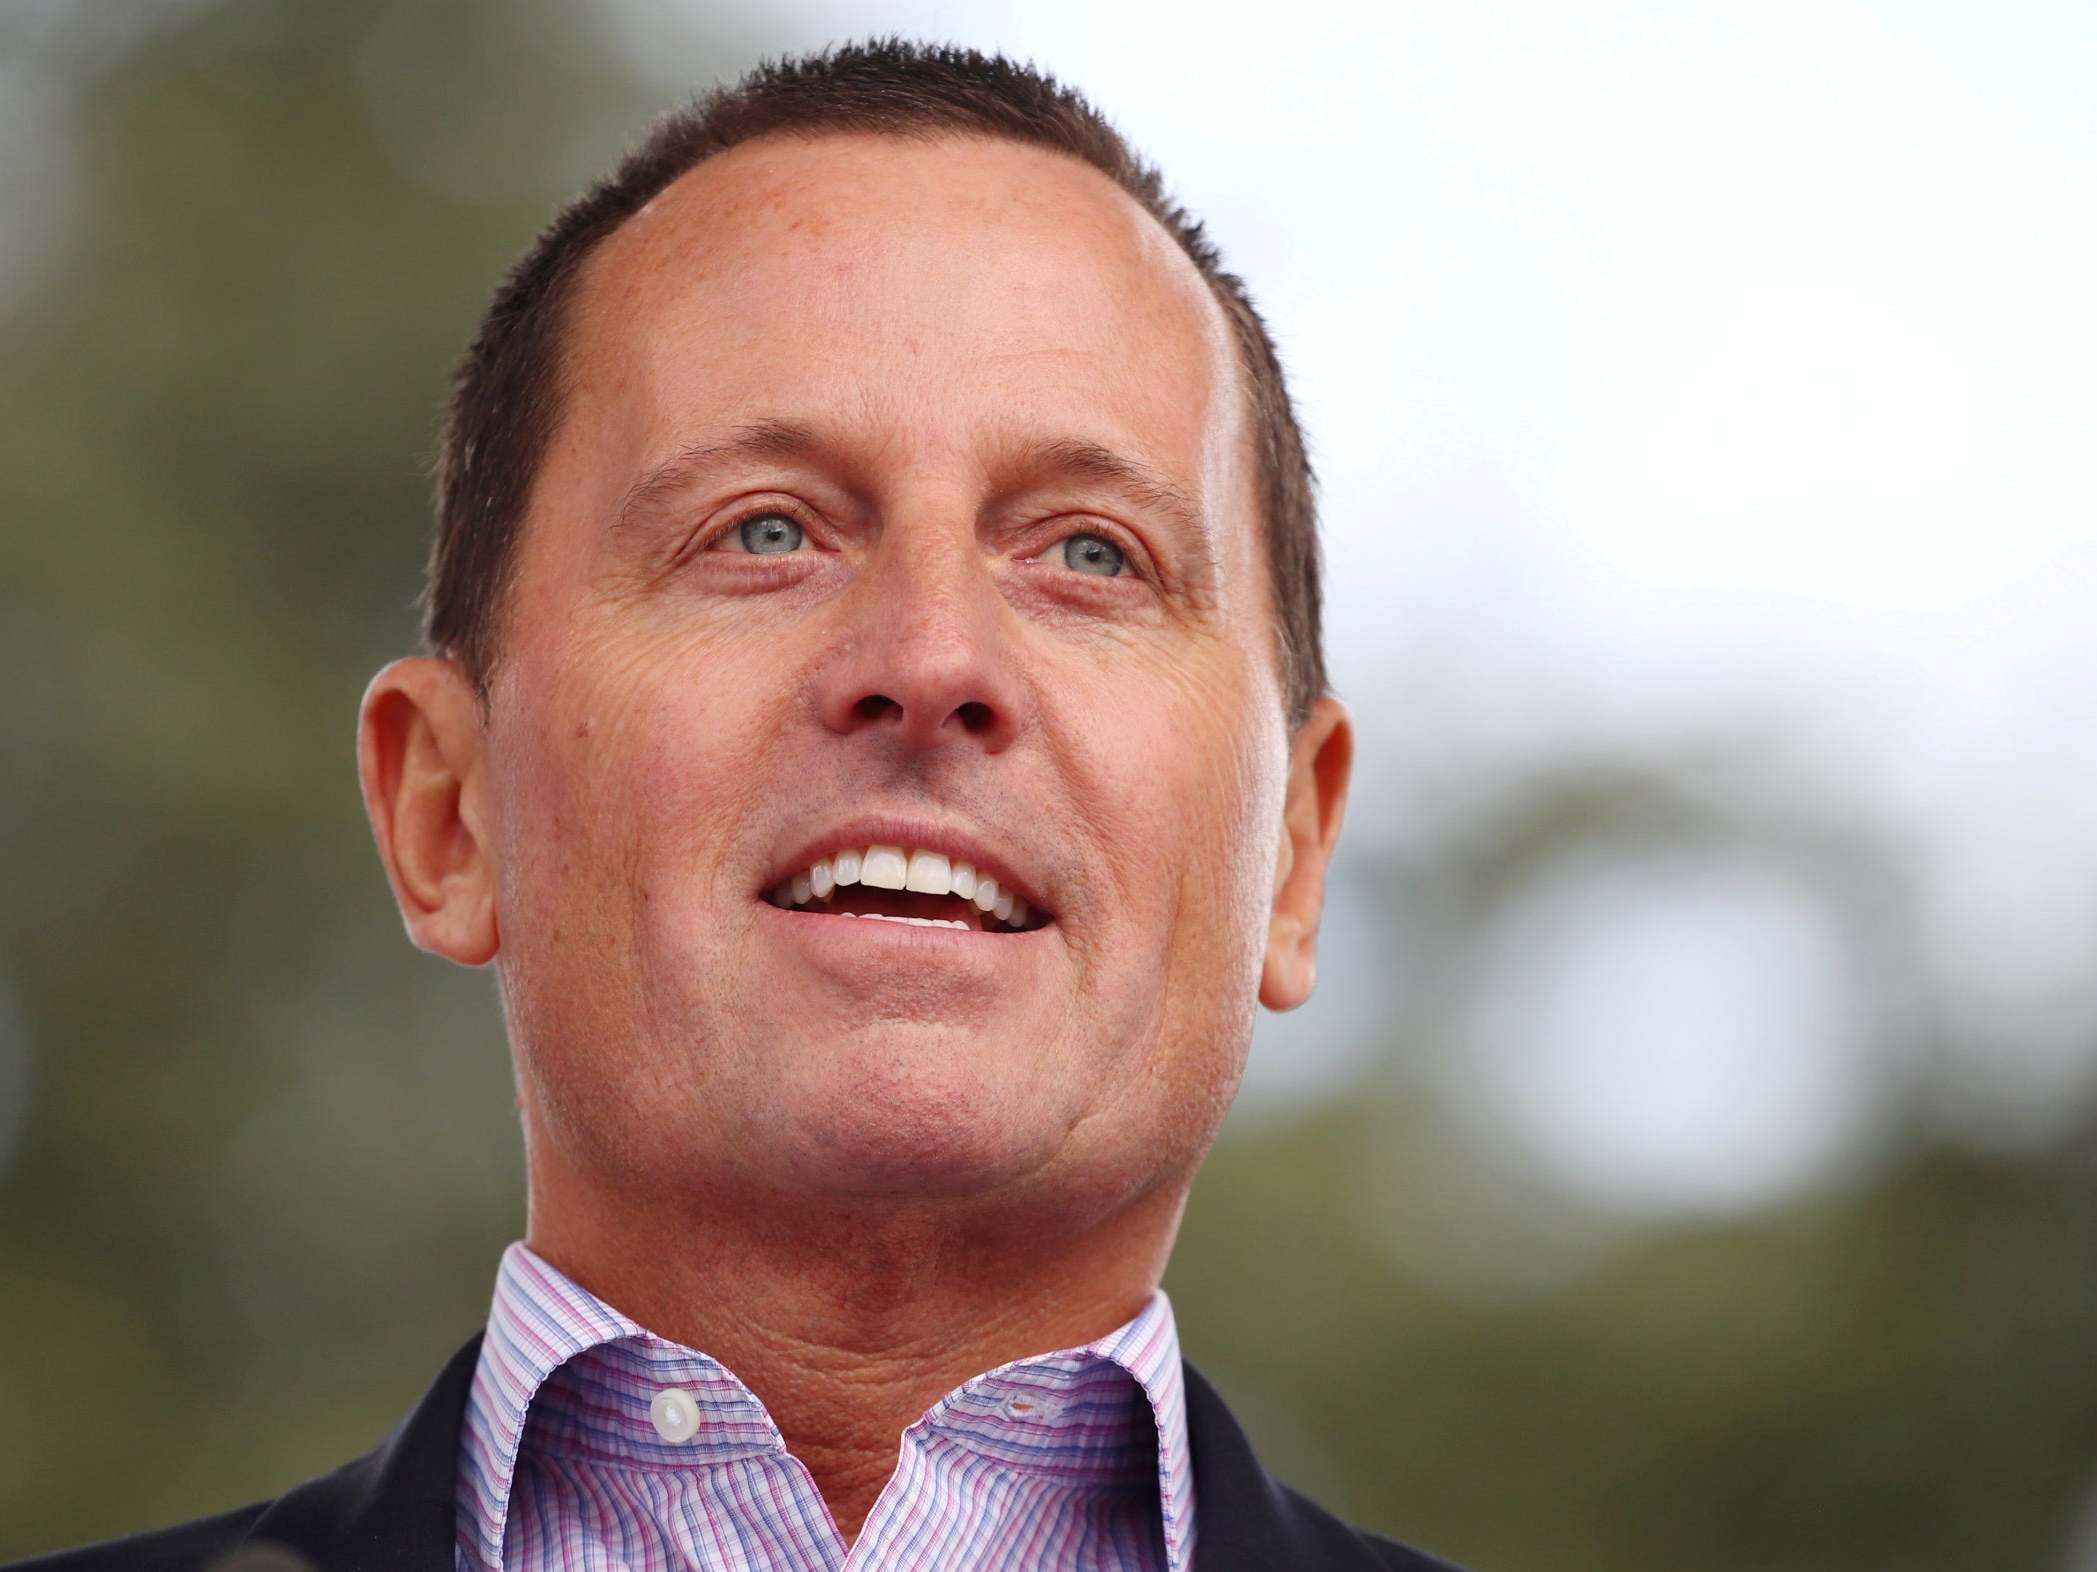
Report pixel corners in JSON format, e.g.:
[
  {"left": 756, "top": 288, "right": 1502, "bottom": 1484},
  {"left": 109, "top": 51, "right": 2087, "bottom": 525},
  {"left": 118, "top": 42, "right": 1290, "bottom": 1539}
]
[{"left": 522, "top": 1150, "right": 1189, "bottom": 1542}]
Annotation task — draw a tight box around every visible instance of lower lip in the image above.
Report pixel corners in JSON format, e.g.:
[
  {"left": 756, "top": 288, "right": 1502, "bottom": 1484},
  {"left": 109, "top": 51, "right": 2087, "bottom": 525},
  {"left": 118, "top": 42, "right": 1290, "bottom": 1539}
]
[{"left": 753, "top": 898, "right": 1054, "bottom": 953}]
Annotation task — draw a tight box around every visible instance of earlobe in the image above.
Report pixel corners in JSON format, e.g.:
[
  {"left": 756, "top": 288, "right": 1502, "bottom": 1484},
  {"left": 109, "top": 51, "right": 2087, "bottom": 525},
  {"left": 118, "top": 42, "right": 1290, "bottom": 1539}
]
[
  {"left": 356, "top": 656, "right": 499, "bottom": 966},
  {"left": 1258, "top": 695, "right": 1353, "bottom": 1012}
]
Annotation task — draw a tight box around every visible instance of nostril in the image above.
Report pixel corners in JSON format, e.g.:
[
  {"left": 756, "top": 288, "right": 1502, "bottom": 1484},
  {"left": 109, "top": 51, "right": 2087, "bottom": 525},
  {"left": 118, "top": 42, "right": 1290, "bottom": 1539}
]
[
  {"left": 854, "top": 694, "right": 900, "bottom": 722},
  {"left": 955, "top": 700, "right": 993, "bottom": 732}
]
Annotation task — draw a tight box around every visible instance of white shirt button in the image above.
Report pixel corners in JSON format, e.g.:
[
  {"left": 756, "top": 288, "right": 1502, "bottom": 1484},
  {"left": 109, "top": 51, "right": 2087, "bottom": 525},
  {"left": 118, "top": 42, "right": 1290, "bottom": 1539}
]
[{"left": 650, "top": 1386, "right": 701, "bottom": 1443}]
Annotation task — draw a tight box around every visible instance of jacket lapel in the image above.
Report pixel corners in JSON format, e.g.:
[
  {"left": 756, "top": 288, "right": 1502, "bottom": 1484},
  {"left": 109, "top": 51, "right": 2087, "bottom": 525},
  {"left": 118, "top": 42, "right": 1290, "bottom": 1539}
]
[
  {"left": 241, "top": 1332, "right": 482, "bottom": 1571},
  {"left": 1183, "top": 1359, "right": 1431, "bottom": 1571}
]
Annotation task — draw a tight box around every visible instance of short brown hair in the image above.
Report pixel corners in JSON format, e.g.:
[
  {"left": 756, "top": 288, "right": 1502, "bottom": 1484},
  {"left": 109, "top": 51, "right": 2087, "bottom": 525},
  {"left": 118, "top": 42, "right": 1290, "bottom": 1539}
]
[{"left": 426, "top": 39, "right": 1326, "bottom": 728}]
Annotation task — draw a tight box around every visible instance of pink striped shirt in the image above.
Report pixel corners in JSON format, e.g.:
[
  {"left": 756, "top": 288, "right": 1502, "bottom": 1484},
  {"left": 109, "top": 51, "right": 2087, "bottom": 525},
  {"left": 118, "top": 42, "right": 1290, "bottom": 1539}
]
[{"left": 456, "top": 1242, "right": 1196, "bottom": 1571}]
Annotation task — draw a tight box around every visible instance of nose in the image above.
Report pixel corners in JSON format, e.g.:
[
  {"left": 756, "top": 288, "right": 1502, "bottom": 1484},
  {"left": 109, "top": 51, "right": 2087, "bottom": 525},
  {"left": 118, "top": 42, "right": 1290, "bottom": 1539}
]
[{"left": 812, "top": 518, "right": 1023, "bottom": 755}]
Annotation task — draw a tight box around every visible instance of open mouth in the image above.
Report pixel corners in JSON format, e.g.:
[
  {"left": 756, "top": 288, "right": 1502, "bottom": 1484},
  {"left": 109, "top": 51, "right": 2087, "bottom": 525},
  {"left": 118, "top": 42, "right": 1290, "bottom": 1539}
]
[{"left": 760, "top": 844, "right": 1051, "bottom": 934}]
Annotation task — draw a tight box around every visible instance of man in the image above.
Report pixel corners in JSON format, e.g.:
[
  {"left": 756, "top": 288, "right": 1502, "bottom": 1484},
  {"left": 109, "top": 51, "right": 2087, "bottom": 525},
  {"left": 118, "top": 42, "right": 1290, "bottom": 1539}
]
[{"left": 13, "top": 40, "right": 1464, "bottom": 1572}]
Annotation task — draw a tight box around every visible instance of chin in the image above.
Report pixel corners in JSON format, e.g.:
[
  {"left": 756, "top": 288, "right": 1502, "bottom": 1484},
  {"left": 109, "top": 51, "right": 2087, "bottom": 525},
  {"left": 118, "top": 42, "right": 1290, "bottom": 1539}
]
[{"left": 760, "top": 1033, "right": 1072, "bottom": 1200}]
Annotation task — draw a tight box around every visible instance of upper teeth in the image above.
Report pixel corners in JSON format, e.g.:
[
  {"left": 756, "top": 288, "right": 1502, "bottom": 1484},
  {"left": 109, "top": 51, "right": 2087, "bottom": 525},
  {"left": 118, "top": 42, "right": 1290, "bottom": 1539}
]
[{"left": 769, "top": 844, "right": 1035, "bottom": 930}]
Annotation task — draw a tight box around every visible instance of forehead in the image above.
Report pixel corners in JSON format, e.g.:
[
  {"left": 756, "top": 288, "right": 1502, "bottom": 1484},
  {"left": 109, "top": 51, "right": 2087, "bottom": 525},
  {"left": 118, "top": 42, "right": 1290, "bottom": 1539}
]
[{"left": 559, "top": 131, "right": 1248, "bottom": 505}]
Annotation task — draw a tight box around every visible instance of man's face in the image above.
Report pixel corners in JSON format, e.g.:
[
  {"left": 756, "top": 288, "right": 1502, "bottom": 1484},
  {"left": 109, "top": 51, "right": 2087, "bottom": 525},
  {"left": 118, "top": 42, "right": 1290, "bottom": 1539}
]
[{"left": 477, "top": 133, "right": 1302, "bottom": 1219}]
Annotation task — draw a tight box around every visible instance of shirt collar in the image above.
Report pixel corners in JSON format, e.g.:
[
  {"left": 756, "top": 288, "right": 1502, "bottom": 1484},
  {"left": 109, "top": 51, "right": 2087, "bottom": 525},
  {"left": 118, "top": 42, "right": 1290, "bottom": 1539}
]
[{"left": 457, "top": 1240, "right": 1195, "bottom": 1569}]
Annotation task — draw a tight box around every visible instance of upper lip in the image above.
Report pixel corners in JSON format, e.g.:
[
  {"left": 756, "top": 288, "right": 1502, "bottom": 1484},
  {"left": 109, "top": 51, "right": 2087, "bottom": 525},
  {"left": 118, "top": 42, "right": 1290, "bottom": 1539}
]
[{"left": 760, "top": 814, "right": 1055, "bottom": 918}]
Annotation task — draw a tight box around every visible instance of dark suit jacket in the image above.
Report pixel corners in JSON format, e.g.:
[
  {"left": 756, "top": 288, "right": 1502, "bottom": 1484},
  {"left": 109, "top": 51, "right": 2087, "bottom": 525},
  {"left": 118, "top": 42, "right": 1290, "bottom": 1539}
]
[{"left": 7, "top": 1335, "right": 1468, "bottom": 1571}]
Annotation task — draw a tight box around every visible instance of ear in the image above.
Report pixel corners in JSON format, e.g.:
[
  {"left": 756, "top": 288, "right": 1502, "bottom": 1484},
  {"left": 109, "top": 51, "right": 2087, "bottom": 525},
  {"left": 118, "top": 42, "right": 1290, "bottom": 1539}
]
[
  {"left": 1259, "top": 694, "right": 1354, "bottom": 1012},
  {"left": 356, "top": 656, "right": 499, "bottom": 966}
]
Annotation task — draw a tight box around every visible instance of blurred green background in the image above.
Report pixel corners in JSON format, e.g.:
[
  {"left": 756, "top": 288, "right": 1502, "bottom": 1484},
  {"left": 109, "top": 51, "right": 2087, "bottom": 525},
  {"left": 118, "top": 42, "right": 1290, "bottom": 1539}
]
[{"left": 4, "top": 3, "right": 2095, "bottom": 1569}]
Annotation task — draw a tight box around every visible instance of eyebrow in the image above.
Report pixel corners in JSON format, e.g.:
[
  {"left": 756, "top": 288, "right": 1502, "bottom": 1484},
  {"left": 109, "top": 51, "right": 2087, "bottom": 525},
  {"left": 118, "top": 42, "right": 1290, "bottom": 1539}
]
[
  {"left": 1020, "top": 436, "right": 1209, "bottom": 545},
  {"left": 614, "top": 418, "right": 820, "bottom": 533}
]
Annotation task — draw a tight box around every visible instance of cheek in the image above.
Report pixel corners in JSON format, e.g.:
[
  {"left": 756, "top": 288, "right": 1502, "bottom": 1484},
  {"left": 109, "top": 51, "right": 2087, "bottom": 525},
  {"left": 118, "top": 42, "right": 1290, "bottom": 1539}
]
[
  {"left": 493, "top": 622, "right": 775, "bottom": 959},
  {"left": 1178, "top": 704, "right": 1286, "bottom": 981},
  {"left": 490, "top": 627, "right": 789, "bottom": 1150},
  {"left": 1076, "top": 647, "right": 1285, "bottom": 972},
  {"left": 1072, "top": 656, "right": 1282, "bottom": 1155}
]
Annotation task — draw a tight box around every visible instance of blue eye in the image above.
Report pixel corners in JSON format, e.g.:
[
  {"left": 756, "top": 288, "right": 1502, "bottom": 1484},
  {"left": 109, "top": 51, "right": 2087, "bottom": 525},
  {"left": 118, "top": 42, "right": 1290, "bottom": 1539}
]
[
  {"left": 732, "top": 513, "right": 804, "bottom": 554},
  {"left": 1058, "top": 534, "right": 1125, "bottom": 577}
]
